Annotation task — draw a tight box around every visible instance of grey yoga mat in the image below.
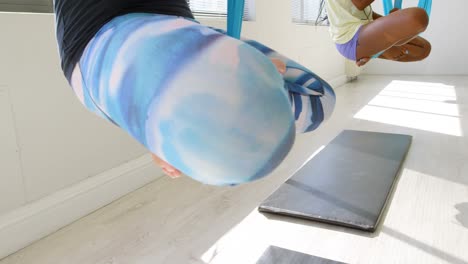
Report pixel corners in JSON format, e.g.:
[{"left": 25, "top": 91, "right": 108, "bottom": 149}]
[{"left": 259, "top": 130, "right": 412, "bottom": 232}]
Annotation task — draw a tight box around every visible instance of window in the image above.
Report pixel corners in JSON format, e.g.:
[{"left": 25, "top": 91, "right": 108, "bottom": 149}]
[
  {"left": 187, "top": 0, "right": 255, "bottom": 20},
  {"left": 291, "top": 0, "right": 328, "bottom": 25},
  {"left": 0, "top": 0, "right": 53, "bottom": 13}
]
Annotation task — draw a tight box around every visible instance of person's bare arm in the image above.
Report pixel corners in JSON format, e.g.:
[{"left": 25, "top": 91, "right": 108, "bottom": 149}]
[{"left": 351, "top": 0, "right": 374, "bottom": 11}]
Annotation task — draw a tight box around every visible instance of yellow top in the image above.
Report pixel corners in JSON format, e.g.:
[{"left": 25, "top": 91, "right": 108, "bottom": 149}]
[{"left": 325, "top": 0, "right": 373, "bottom": 44}]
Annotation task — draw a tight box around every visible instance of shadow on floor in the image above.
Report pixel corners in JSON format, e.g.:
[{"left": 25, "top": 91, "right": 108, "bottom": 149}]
[
  {"left": 382, "top": 226, "right": 468, "bottom": 264},
  {"left": 455, "top": 203, "right": 468, "bottom": 229}
]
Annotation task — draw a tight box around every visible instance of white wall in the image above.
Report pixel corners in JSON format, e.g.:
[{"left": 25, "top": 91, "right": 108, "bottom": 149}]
[
  {"left": 244, "top": 0, "right": 344, "bottom": 80},
  {"left": 0, "top": 12, "right": 161, "bottom": 259},
  {"left": 0, "top": 87, "right": 24, "bottom": 214},
  {"left": 362, "top": 0, "right": 468, "bottom": 75},
  {"left": 198, "top": 0, "right": 345, "bottom": 81},
  {"left": 0, "top": 13, "right": 149, "bottom": 213}
]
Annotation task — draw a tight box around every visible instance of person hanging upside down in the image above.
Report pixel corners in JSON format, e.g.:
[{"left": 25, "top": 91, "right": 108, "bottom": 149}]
[
  {"left": 325, "top": 0, "right": 432, "bottom": 66},
  {"left": 54, "top": 0, "right": 336, "bottom": 185}
]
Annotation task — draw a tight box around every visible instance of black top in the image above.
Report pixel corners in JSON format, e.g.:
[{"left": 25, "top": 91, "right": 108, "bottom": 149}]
[{"left": 54, "top": 0, "right": 194, "bottom": 82}]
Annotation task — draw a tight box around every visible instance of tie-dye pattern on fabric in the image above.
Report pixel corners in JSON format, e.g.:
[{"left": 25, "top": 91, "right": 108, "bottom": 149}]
[{"left": 73, "top": 13, "right": 335, "bottom": 186}]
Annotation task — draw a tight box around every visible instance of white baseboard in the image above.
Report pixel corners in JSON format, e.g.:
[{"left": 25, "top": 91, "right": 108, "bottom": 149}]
[
  {"left": 328, "top": 74, "right": 349, "bottom": 89},
  {"left": 0, "top": 154, "right": 161, "bottom": 259}
]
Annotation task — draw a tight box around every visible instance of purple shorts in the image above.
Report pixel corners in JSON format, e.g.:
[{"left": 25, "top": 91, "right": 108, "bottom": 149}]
[{"left": 335, "top": 27, "right": 362, "bottom": 61}]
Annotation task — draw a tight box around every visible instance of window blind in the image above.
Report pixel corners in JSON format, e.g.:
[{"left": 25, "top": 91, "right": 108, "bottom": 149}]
[
  {"left": 291, "top": 0, "right": 328, "bottom": 25},
  {"left": 188, "top": 0, "right": 254, "bottom": 20},
  {"left": 0, "top": 0, "right": 53, "bottom": 13}
]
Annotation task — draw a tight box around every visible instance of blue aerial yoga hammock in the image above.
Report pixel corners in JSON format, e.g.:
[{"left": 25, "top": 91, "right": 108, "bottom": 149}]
[
  {"left": 227, "top": 0, "right": 245, "bottom": 39},
  {"left": 382, "top": 0, "right": 432, "bottom": 16}
]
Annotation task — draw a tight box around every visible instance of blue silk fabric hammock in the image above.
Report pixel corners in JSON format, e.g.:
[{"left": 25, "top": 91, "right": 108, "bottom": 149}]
[{"left": 383, "top": 0, "right": 432, "bottom": 16}]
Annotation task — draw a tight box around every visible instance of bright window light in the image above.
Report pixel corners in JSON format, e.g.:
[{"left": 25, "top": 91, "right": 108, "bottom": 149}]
[
  {"left": 292, "top": 0, "right": 328, "bottom": 25},
  {"left": 188, "top": 0, "right": 255, "bottom": 20}
]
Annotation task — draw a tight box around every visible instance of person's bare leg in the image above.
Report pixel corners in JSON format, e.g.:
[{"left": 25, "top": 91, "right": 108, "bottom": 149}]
[
  {"left": 356, "top": 7, "right": 430, "bottom": 64},
  {"left": 378, "top": 36, "right": 431, "bottom": 62},
  {"left": 393, "top": 35, "right": 418, "bottom": 46}
]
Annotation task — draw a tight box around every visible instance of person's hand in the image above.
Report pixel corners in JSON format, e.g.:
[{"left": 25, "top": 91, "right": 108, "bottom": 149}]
[
  {"left": 270, "top": 58, "right": 287, "bottom": 74},
  {"left": 390, "top": 8, "right": 399, "bottom": 13},
  {"left": 151, "top": 153, "right": 182, "bottom": 179},
  {"left": 356, "top": 57, "right": 371, "bottom": 67}
]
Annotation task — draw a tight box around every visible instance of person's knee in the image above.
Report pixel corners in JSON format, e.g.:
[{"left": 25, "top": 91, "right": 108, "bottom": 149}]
[{"left": 408, "top": 7, "right": 429, "bottom": 33}]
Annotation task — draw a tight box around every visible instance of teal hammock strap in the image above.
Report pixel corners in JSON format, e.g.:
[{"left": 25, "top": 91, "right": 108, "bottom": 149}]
[
  {"left": 418, "top": 0, "right": 432, "bottom": 16},
  {"left": 382, "top": 0, "right": 431, "bottom": 16},
  {"left": 227, "top": 0, "right": 245, "bottom": 39},
  {"left": 383, "top": 0, "right": 394, "bottom": 15},
  {"left": 394, "top": 0, "right": 403, "bottom": 9}
]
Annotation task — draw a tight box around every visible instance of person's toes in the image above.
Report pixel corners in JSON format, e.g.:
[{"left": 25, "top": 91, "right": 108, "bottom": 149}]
[
  {"left": 271, "top": 58, "right": 287, "bottom": 74},
  {"left": 163, "top": 167, "right": 181, "bottom": 179},
  {"left": 356, "top": 57, "right": 370, "bottom": 67},
  {"left": 169, "top": 171, "right": 182, "bottom": 179}
]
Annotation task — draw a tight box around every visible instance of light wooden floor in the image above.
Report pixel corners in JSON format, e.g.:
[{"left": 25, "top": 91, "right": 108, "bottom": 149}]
[{"left": 2, "top": 75, "right": 468, "bottom": 264}]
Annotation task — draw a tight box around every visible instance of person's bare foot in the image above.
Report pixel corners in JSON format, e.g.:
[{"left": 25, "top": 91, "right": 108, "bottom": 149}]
[
  {"left": 270, "top": 58, "right": 287, "bottom": 74},
  {"left": 151, "top": 154, "right": 182, "bottom": 179},
  {"left": 151, "top": 58, "right": 287, "bottom": 179},
  {"left": 356, "top": 57, "right": 371, "bottom": 67}
]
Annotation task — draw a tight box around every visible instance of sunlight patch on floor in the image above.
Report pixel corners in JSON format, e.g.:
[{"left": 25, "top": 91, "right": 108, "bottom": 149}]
[
  {"left": 354, "top": 81, "right": 462, "bottom": 136},
  {"left": 201, "top": 210, "right": 269, "bottom": 264}
]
